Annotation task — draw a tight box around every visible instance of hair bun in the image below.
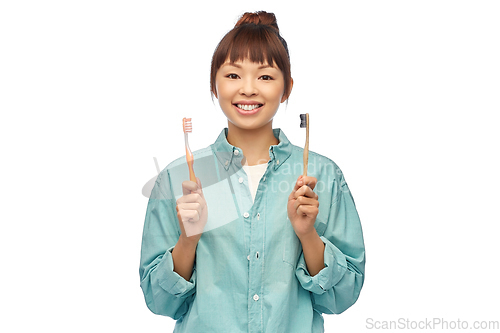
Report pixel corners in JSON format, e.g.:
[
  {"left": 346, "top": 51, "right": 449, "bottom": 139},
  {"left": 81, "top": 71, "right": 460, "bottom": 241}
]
[{"left": 235, "top": 11, "right": 279, "bottom": 32}]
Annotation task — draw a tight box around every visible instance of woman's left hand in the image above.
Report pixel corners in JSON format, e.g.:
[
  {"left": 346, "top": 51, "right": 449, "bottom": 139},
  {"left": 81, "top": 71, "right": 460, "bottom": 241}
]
[{"left": 287, "top": 175, "right": 319, "bottom": 238}]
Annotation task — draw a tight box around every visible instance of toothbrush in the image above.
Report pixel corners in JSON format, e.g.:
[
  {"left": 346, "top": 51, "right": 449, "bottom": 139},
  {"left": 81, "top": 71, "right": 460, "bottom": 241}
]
[
  {"left": 300, "top": 113, "right": 309, "bottom": 180},
  {"left": 183, "top": 117, "right": 196, "bottom": 182}
]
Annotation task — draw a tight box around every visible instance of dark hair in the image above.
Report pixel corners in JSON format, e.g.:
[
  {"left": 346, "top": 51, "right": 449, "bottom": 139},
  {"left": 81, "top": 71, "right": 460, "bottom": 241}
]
[{"left": 210, "top": 11, "right": 292, "bottom": 104}]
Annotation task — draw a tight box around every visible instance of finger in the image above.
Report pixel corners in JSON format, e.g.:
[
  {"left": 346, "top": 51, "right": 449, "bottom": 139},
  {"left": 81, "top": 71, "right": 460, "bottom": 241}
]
[
  {"left": 180, "top": 209, "right": 200, "bottom": 223},
  {"left": 296, "top": 204, "right": 319, "bottom": 217},
  {"left": 293, "top": 185, "right": 307, "bottom": 199},
  {"left": 294, "top": 184, "right": 318, "bottom": 200},
  {"left": 301, "top": 176, "right": 317, "bottom": 190},
  {"left": 196, "top": 177, "right": 203, "bottom": 189},
  {"left": 290, "top": 175, "right": 305, "bottom": 194},
  {"left": 289, "top": 175, "right": 301, "bottom": 201},
  {"left": 177, "top": 192, "right": 202, "bottom": 204},
  {"left": 295, "top": 199, "right": 319, "bottom": 212},
  {"left": 182, "top": 180, "right": 199, "bottom": 196},
  {"left": 178, "top": 202, "right": 202, "bottom": 212},
  {"left": 295, "top": 195, "right": 319, "bottom": 207},
  {"left": 195, "top": 177, "right": 205, "bottom": 198}
]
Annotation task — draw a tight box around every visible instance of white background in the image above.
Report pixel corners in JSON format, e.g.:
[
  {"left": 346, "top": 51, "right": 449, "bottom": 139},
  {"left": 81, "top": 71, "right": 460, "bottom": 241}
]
[{"left": 1, "top": 1, "right": 499, "bottom": 332}]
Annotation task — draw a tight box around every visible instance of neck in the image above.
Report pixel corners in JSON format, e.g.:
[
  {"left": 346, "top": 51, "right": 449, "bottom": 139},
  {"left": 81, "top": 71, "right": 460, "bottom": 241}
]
[{"left": 226, "top": 121, "right": 279, "bottom": 166}]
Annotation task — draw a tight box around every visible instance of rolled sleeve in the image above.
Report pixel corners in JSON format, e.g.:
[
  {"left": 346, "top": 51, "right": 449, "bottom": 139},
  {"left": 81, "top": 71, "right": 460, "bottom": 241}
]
[
  {"left": 295, "top": 236, "right": 347, "bottom": 294},
  {"left": 157, "top": 245, "right": 197, "bottom": 297},
  {"left": 295, "top": 170, "right": 365, "bottom": 314},
  {"left": 139, "top": 170, "right": 197, "bottom": 318}
]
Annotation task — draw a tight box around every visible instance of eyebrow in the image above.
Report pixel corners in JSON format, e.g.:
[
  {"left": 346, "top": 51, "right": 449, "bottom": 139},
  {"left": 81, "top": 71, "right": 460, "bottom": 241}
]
[{"left": 221, "top": 63, "right": 275, "bottom": 70}]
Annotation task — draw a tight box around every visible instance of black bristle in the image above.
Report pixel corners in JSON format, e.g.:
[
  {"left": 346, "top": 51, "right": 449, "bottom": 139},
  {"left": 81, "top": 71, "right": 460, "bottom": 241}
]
[{"left": 299, "top": 114, "right": 306, "bottom": 128}]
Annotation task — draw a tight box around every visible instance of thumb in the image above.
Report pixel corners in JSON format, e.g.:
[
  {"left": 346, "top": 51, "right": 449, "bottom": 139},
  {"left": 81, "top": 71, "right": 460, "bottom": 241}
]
[
  {"left": 293, "top": 175, "right": 304, "bottom": 191},
  {"left": 288, "top": 175, "right": 302, "bottom": 201},
  {"left": 195, "top": 177, "right": 205, "bottom": 196}
]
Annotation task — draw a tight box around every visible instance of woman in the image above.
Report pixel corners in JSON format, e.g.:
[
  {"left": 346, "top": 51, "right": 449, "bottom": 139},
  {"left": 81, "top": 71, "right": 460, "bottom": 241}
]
[{"left": 139, "top": 10, "right": 365, "bottom": 332}]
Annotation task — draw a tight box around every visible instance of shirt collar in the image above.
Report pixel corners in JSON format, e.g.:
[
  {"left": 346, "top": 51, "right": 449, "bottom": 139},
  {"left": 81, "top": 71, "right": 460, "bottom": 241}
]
[{"left": 211, "top": 127, "right": 292, "bottom": 172}]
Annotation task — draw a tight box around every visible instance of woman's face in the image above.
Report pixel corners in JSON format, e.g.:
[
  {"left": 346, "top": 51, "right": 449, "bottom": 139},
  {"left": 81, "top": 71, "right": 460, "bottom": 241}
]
[{"left": 214, "top": 58, "right": 288, "bottom": 130}]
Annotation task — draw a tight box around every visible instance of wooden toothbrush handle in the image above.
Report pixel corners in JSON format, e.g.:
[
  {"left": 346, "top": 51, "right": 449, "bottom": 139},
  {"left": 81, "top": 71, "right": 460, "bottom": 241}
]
[
  {"left": 188, "top": 161, "right": 196, "bottom": 183},
  {"left": 185, "top": 147, "right": 196, "bottom": 182},
  {"left": 303, "top": 113, "right": 309, "bottom": 177}
]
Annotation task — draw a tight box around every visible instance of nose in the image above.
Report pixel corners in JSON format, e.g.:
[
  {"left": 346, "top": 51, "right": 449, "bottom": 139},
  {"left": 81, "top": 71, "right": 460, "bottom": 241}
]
[{"left": 239, "top": 78, "right": 258, "bottom": 96}]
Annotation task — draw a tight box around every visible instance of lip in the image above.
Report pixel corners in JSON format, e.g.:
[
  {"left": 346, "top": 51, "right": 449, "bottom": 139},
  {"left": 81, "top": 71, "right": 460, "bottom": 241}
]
[{"left": 233, "top": 104, "right": 263, "bottom": 115}]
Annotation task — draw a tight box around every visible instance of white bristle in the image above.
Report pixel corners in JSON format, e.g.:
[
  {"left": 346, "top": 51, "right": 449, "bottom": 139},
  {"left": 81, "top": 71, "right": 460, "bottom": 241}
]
[{"left": 183, "top": 118, "right": 192, "bottom": 133}]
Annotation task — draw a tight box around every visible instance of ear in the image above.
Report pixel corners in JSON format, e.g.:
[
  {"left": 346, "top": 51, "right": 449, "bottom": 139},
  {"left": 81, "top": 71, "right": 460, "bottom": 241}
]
[{"left": 281, "top": 77, "right": 294, "bottom": 103}]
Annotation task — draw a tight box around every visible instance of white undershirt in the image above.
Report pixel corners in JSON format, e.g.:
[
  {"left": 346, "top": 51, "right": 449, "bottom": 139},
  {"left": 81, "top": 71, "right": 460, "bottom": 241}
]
[{"left": 241, "top": 163, "right": 268, "bottom": 203}]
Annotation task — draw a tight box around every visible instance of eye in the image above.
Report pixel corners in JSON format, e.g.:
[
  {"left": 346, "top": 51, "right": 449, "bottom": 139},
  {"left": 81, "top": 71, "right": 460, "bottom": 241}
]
[
  {"left": 260, "top": 75, "right": 273, "bottom": 81},
  {"left": 226, "top": 73, "right": 239, "bottom": 79}
]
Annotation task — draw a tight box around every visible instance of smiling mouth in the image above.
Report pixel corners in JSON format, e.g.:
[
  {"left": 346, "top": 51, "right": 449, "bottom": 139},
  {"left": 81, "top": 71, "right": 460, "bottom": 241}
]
[{"left": 233, "top": 103, "right": 264, "bottom": 111}]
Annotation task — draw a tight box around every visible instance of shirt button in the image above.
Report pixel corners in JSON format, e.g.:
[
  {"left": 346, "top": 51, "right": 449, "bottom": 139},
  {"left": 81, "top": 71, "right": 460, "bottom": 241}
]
[
  {"left": 276, "top": 159, "right": 280, "bottom": 165},
  {"left": 243, "top": 212, "right": 249, "bottom": 218},
  {"left": 256, "top": 251, "right": 259, "bottom": 259},
  {"left": 247, "top": 255, "right": 250, "bottom": 260},
  {"left": 238, "top": 177, "right": 243, "bottom": 183},
  {"left": 234, "top": 150, "right": 239, "bottom": 156},
  {"left": 253, "top": 294, "right": 259, "bottom": 301}
]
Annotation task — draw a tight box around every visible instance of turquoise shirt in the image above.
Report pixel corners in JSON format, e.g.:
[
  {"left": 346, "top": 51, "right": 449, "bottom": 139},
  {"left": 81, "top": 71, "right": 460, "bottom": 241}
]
[{"left": 139, "top": 128, "right": 365, "bottom": 333}]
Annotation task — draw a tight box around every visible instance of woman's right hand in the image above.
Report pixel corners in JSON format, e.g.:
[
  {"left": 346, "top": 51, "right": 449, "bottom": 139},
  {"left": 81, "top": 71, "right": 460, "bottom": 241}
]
[{"left": 176, "top": 177, "right": 208, "bottom": 242}]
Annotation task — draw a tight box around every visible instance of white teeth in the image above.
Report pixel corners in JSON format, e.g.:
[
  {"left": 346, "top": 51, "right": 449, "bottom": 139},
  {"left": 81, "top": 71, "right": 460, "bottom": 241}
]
[{"left": 237, "top": 104, "right": 261, "bottom": 111}]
